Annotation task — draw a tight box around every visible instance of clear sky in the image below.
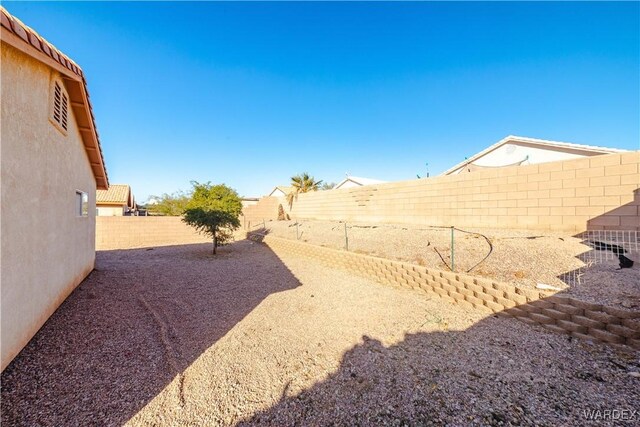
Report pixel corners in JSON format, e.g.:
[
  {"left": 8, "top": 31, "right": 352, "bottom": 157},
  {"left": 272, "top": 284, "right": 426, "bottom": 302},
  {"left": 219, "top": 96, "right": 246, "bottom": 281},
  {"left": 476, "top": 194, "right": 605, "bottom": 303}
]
[{"left": 5, "top": 1, "right": 639, "bottom": 201}]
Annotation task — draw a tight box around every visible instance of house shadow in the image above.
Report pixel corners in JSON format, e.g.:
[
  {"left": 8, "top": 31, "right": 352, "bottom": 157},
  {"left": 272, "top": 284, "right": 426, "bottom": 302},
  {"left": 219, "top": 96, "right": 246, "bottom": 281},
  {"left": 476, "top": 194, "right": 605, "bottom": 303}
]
[
  {"left": 239, "top": 302, "right": 638, "bottom": 426},
  {"left": 0, "top": 240, "right": 301, "bottom": 426},
  {"left": 586, "top": 188, "right": 639, "bottom": 232}
]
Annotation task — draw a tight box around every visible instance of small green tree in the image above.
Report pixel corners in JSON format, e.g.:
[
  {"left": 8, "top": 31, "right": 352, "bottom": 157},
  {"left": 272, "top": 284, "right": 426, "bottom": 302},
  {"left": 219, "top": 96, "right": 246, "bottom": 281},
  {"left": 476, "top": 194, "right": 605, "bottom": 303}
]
[
  {"left": 182, "top": 208, "right": 240, "bottom": 254},
  {"left": 147, "top": 191, "right": 190, "bottom": 216},
  {"left": 187, "top": 181, "right": 243, "bottom": 216}
]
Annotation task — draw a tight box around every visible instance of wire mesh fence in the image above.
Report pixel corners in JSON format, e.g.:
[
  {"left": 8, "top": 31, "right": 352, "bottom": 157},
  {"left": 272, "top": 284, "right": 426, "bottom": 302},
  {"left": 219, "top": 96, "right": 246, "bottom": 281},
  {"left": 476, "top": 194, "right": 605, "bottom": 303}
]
[{"left": 561, "top": 230, "right": 639, "bottom": 287}]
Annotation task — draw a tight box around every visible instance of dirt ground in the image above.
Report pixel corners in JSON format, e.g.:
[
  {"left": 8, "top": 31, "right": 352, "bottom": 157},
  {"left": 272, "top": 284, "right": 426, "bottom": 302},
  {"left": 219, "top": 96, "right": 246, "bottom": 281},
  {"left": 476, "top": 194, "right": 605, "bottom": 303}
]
[
  {"left": 256, "top": 220, "right": 640, "bottom": 309},
  {"left": 1, "top": 240, "right": 638, "bottom": 426}
]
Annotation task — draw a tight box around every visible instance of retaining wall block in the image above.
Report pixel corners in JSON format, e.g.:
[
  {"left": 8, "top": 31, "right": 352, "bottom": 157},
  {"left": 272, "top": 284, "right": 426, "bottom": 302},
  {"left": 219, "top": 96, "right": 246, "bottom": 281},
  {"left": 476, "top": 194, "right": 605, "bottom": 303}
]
[
  {"left": 484, "top": 300, "right": 505, "bottom": 313},
  {"left": 588, "top": 328, "right": 626, "bottom": 345},
  {"left": 572, "top": 315, "right": 606, "bottom": 330},
  {"left": 568, "top": 299, "right": 603, "bottom": 312},
  {"left": 529, "top": 313, "right": 556, "bottom": 325},
  {"left": 541, "top": 308, "right": 572, "bottom": 322},
  {"left": 495, "top": 296, "right": 517, "bottom": 309},
  {"left": 584, "top": 309, "right": 621, "bottom": 325},
  {"left": 602, "top": 306, "right": 640, "bottom": 319},
  {"left": 622, "top": 318, "right": 640, "bottom": 332},
  {"left": 556, "top": 320, "right": 588, "bottom": 334},
  {"left": 482, "top": 286, "right": 504, "bottom": 300},
  {"left": 553, "top": 303, "right": 584, "bottom": 316},
  {"left": 605, "top": 324, "right": 639, "bottom": 340}
]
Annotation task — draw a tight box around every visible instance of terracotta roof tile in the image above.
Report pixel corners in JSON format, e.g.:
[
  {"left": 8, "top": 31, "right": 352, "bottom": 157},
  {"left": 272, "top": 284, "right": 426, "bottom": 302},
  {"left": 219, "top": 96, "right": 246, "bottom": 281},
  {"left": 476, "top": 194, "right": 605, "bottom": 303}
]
[
  {"left": 40, "top": 37, "right": 51, "bottom": 56},
  {"left": 0, "top": 9, "right": 11, "bottom": 30},
  {"left": 97, "top": 185, "right": 132, "bottom": 205},
  {"left": 28, "top": 31, "right": 41, "bottom": 50},
  {"left": 9, "top": 15, "right": 29, "bottom": 42},
  {"left": 0, "top": 6, "right": 109, "bottom": 189}
]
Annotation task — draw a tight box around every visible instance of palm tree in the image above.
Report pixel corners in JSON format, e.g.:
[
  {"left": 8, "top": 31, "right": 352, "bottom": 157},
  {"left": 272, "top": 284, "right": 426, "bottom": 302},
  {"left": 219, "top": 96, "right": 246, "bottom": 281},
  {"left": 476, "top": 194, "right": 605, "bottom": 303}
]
[{"left": 287, "top": 172, "right": 323, "bottom": 208}]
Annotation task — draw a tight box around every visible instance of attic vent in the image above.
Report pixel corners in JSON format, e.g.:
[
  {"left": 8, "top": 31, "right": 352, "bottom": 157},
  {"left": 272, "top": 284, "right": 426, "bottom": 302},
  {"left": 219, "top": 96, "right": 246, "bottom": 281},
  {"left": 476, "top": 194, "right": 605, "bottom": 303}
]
[{"left": 52, "top": 80, "right": 69, "bottom": 132}]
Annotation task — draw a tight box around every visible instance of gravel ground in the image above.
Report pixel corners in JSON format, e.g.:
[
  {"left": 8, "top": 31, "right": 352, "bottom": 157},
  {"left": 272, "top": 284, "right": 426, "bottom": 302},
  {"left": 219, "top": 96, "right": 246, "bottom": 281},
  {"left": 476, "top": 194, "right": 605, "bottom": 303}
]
[
  {"left": 256, "top": 220, "right": 640, "bottom": 309},
  {"left": 2, "top": 240, "right": 639, "bottom": 426}
]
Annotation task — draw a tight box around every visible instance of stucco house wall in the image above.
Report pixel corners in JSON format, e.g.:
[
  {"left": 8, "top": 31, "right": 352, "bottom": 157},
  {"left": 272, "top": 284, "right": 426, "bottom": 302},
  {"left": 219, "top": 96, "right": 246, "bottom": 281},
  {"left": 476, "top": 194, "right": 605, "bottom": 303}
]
[
  {"left": 459, "top": 142, "right": 585, "bottom": 170},
  {"left": 96, "top": 204, "right": 125, "bottom": 216},
  {"left": 1, "top": 44, "right": 97, "bottom": 370},
  {"left": 445, "top": 136, "right": 627, "bottom": 175}
]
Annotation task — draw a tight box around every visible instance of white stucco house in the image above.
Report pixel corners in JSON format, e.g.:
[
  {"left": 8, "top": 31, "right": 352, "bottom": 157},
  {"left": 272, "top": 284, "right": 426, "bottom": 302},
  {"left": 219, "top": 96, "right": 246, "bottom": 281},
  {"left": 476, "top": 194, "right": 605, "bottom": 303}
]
[
  {"left": 1, "top": 7, "right": 108, "bottom": 371},
  {"left": 96, "top": 184, "right": 136, "bottom": 216},
  {"left": 443, "top": 135, "right": 627, "bottom": 175},
  {"left": 334, "top": 176, "right": 387, "bottom": 190},
  {"left": 267, "top": 186, "right": 293, "bottom": 197}
]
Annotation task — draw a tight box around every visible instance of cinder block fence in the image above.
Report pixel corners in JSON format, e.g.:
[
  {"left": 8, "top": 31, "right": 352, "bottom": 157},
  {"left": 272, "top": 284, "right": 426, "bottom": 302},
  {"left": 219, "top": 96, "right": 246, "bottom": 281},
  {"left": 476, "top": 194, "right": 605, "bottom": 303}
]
[
  {"left": 96, "top": 217, "right": 210, "bottom": 250},
  {"left": 244, "top": 151, "right": 639, "bottom": 232}
]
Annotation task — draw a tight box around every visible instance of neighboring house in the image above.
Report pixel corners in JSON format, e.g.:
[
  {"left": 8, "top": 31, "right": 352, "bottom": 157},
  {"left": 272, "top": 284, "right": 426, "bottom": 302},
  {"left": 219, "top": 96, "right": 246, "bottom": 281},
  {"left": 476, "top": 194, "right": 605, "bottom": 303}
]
[
  {"left": 1, "top": 7, "right": 108, "bottom": 371},
  {"left": 96, "top": 184, "right": 136, "bottom": 216},
  {"left": 334, "top": 175, "right": 387, "bottom": 190},
  {"left": 443, "top": 135, "right": 628, "bottom": 175},
  {"left": 268, "top": 186, "right": 293, "bottom": 197},
  {"left": 241, "top": 197, "right": 259, "bottom": 209}
]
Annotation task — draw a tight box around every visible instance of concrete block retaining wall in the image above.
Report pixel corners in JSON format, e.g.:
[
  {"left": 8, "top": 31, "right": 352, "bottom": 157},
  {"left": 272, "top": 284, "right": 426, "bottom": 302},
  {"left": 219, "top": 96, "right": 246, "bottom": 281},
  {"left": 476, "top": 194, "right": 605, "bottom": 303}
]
[{"left": 261, "top": 235, "right": 640, "bottom": 349}]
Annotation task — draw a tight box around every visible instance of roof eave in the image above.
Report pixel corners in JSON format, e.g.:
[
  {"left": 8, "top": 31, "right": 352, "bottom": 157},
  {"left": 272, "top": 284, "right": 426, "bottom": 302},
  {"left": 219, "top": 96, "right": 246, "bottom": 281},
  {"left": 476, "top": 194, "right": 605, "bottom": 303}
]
[{"left": 0, "top": 8, "right": 109, "bottom": 190}]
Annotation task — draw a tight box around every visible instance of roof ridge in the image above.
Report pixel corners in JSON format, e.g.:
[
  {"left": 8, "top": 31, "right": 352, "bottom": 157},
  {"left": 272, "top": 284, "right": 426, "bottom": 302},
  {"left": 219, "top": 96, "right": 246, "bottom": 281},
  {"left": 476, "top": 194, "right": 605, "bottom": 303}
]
[
  {"left": 442, "top": 135, "right": 629, "bottom": 175},
  {"left": 505, "top": 135, "right": 629, "bottom": 153}
]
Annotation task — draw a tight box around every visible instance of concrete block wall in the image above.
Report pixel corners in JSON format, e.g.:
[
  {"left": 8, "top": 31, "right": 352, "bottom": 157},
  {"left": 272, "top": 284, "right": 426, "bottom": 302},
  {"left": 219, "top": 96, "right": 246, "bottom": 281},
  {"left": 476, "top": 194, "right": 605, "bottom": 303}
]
[
  {"left": 259, "top": 234, "right": 640, "bottom": 348},
  {"left": 245, "top": 152, "right": 639, "bottom": 232},
  {"left": 242, "top": 197, "right": 282, "bottom": 224},
  {"left": 96, "top": 217, "right": 210, "bottom": 250}
]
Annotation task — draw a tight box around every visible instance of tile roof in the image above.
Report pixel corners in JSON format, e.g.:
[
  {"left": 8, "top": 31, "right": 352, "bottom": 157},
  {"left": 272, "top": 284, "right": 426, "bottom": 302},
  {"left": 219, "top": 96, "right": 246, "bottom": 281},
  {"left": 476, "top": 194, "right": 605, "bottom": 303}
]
[
  {"left": 0, "top": 6, "right": 108, "bottom": 189},
  {"left": 442, "top": 135, "right": 629, "bottom": 176},
  {"left": 97, "top": 184, "right": 132, "bottom": 205}
]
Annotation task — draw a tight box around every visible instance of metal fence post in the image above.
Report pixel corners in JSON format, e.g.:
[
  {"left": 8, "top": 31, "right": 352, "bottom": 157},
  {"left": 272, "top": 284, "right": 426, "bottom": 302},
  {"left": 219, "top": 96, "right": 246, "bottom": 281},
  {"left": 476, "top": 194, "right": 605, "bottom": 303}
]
[
  {"left": 296, "top": 222, "right": 300, "bottom": 240},
  {"left": 344, "top": 222, "right": 349, "bottom": 251},
  {"left": 263, "top": 219, "right": 266, "bottom": 229},
  {"left": 451, "top": 226, "right": 455, "bottom": 272}
]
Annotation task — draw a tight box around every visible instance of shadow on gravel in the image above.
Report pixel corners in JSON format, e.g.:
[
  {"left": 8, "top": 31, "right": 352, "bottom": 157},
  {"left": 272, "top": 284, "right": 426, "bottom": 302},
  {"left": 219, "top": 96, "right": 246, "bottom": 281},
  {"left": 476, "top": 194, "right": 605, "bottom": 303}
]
[
  {"left": 240, "top": 324, "right": 638, "bottom": 426},
  {"left": 1, "top": 240, "right": 300, "bottom": 426}
]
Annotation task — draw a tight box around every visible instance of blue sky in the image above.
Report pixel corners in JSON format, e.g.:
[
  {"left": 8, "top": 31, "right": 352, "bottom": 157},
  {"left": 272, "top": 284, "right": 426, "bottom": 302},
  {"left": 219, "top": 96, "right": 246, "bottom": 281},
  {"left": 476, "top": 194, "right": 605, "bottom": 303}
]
[{"left": 6, "top": 2, "right": 639, "bottom": 201}]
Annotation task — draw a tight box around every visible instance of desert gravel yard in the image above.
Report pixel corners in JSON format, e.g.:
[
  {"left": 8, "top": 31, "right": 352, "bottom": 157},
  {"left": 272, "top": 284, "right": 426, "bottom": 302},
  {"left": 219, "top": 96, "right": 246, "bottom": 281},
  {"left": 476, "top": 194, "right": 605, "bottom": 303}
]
[{"left": 2, "top": 240, "right": 639, "bottom": 426}]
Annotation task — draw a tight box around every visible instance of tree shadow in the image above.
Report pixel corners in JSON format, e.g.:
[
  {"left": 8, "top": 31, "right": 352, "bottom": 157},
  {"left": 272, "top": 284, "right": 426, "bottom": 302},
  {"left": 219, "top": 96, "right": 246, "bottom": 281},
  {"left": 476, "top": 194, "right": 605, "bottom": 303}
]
[{"left": 0, "top": 240, "right": 301, "bottom": 426}]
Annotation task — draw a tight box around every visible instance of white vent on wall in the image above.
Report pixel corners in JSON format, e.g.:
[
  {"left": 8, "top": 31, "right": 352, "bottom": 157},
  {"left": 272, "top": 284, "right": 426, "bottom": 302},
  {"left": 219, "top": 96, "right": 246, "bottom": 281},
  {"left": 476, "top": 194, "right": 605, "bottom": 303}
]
[{"left": 52, "top": 80, "right": 69, "bottom": 132}]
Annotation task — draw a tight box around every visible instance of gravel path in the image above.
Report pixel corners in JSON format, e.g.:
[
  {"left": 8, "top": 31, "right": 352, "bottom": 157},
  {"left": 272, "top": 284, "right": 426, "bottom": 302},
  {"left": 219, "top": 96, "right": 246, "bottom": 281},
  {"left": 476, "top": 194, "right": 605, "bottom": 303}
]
[
  {"left": 257, "top": 220, "right": 640, "bottom": 309},
  {"left": 2, "top": 240, "right": 638, "bottom": 426}
]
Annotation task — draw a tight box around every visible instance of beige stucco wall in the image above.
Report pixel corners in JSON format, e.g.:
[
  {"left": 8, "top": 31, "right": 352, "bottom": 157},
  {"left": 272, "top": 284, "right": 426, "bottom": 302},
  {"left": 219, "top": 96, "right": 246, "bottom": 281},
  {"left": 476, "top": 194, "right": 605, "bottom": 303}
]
[
  {"left": 1, "top": 44, "right": 97, "bottom": 371},
  {"left": 96, "top": 204, "right": 125, "bottom": 216}
]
